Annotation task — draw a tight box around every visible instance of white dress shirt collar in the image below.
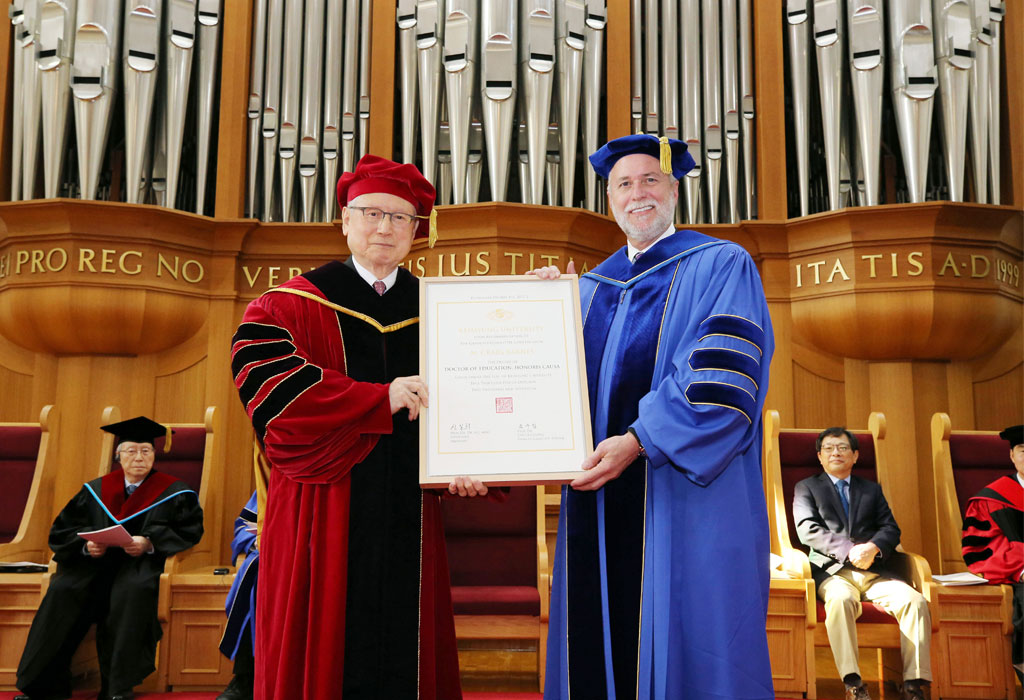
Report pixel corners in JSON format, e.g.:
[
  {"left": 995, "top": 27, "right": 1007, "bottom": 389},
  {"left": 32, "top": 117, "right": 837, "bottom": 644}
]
[
  {"left": 826, "top": 473, "right": 850, "bottom": 487},
  {"left": 626, "top": 225, "right": 676, "bottom": 264},
  {"left": 350, "top": 257, "right": 399, "bottom": 292}
]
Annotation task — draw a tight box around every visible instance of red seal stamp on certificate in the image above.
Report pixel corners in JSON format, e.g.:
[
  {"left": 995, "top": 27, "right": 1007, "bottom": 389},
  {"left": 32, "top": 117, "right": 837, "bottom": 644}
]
[{"left": 495, "top": 397, "right": 513, "bottom": 414}]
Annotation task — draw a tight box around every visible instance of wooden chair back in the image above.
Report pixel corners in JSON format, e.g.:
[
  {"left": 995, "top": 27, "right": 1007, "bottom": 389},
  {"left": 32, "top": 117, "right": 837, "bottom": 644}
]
[{"left": 930, "top": 413, "right": 1011, "bottom": 575}]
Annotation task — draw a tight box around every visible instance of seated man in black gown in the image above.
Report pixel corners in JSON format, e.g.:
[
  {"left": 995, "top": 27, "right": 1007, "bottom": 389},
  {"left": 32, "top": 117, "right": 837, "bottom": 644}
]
[{"left": 15, "top": 416, "right": 204, "bottom": 700}]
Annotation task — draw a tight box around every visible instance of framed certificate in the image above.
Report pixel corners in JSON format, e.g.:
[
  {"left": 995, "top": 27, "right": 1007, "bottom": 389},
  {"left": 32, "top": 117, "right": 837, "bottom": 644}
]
[{"left": 419, "top": 275, "right": 592, "bottom": 485}]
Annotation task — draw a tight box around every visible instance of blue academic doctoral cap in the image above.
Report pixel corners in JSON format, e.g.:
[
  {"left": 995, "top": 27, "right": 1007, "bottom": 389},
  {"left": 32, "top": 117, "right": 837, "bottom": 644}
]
[{"left": 588, "top": 134, "right": 696, "bottom": 180}]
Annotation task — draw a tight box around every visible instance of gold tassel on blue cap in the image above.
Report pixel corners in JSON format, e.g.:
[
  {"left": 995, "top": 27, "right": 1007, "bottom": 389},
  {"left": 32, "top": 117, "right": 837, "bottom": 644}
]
[
  {"left": 428, "top": 209, "right": 438, "bottom": 249},
  {"left": 659, "top": 136, "right": 672, "bottom": 175}
]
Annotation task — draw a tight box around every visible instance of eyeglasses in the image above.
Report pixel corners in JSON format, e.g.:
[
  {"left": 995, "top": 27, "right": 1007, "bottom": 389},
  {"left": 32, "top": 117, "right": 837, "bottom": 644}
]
[
  {"left": 349, "top": 206, "right": 421, "bottom": 230},
  {"left": 820, "top": 444, "right": 852, "bottom": 454},
  {"left": 120, "top": 447, "right": 154, "bottom": 457}
]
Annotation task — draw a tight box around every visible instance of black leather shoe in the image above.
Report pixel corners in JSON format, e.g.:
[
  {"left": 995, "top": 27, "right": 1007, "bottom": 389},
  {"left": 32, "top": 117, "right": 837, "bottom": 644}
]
[
  {"left": 901, "top": 680, "right": 931, "bottom": 700},
  {"left": 845, "top": 684, "right": 871, "bottom": 700},
  {"left": 110, "top": 693, "right": 135, "bottom": 700},
  {"left": 217, "top": 673, "right": 255, "bottom": 700}
]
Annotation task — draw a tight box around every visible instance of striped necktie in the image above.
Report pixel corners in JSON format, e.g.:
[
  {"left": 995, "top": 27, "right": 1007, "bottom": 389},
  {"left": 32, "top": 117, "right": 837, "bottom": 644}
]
[{"left": 126, "top": 483, "right": 138, "bottom": 496}]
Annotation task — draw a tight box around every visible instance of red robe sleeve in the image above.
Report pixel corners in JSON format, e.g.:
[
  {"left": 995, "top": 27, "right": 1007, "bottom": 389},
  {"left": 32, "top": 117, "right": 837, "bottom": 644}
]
[
  {"left": 961, "top": 497, "right": 1024, "bottom": 584},
  {"left": 232, "top": 282, "right": 394, "bottom": 484}
]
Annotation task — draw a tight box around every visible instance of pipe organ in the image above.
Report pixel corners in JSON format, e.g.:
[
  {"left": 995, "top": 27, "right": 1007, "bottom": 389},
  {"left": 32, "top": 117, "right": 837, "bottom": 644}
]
[
  {"left": 5, "top": 2, "right": 1010, "bottom": 223},
  {"left": 8, "top": 0, "right": 224, "bottom": 212},
  {"left": 785, "top": 0, "right": 1006, "bottom": 216}
]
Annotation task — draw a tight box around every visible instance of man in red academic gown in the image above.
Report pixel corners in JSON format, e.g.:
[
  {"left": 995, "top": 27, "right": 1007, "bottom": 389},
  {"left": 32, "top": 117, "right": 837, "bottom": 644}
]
[
  {"left": 962, "top": 424, "right": 1024, "bottom": 679},
  {"left": 16, "top": 416, "right": 204, "bottom": 700},
  {"left": 232, "top": 155, "right": 483, "bottom": 700}
]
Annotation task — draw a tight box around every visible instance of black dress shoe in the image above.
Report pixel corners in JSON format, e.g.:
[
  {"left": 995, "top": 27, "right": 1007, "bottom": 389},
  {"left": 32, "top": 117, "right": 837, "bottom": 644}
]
[
  {"left": 109, "top": 693, "right": 135, "bottom": 700},
  {"left": 217, "top": 673, "right": 254, "bottom": 700}
]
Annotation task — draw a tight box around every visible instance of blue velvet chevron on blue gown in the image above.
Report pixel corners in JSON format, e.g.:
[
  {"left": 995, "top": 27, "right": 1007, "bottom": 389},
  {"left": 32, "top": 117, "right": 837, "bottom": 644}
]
[
  {"left": 545, "top": 229, "right": 775, "bottom": 700},
  {"left": 220, "top": 491, "right": 258, "bottom": 661}
]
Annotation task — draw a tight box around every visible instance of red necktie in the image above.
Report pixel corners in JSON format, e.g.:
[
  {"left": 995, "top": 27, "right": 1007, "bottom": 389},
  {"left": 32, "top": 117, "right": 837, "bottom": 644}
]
[{"left": 373, "top": 280, "right": 386, "bottom": 295}]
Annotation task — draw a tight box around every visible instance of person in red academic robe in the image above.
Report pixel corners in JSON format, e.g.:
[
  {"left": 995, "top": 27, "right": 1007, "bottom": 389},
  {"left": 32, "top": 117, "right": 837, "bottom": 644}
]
[
  {"left": 232, "top": 155, "right": 484, "bottom": 700},
  {"left": 16, "top": 416, "right": 204, "bottom": 700},
  {"left": 962, "top": 424, "right": 1023, "bottom": 679}
]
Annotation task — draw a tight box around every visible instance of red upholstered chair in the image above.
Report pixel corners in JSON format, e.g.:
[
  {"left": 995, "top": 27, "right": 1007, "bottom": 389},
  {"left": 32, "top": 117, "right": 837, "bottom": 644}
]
[
  {"left": 928, "top": 413, "right": 1017, "bottom": 699},
  {"left": 0, "top": 405, "right": 58, "bottom": 562},
  {"left": 441, "top": 486, "right": 549, "bottom": 690},
  {"left": 931, "top": 413, "right": 1019, "bottom": 576},
  {"left": 763, "top": 411, "right": 935, "bottom": 699}
]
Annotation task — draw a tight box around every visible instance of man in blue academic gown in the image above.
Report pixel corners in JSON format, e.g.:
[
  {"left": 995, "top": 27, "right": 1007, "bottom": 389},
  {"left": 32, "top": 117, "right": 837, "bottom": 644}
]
[
  {"left": 536, "top": 135, "right": 774, "bottom": 700},
  {"left": 217, "top": 492, "right": 258, "bottom": 700}
]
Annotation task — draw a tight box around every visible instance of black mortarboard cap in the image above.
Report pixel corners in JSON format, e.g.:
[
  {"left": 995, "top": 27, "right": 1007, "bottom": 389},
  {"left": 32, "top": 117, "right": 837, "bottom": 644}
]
[
  {"left": 101, "top": 416, "right": 174, "bottom": 453},
  {"left": 998, "top": 425, "right": 1023, "bottom": 448},
  {"left": 588, "top": 134, "right": 696, "bottom": 180}
]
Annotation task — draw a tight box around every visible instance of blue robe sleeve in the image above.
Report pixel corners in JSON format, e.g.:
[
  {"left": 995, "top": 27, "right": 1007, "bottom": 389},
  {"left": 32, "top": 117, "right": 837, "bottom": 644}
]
[
  {"left": 632, "top": 244, "right": 772, "bottom": 487},
  {"left": 230, "top": 491, "right": 259, "bottom": 562}
]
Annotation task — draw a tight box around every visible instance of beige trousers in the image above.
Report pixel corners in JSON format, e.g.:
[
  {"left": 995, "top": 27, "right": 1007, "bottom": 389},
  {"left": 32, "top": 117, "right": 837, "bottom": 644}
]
[{"left": 818, "top": 567, "right": 932, "bottom": 682}]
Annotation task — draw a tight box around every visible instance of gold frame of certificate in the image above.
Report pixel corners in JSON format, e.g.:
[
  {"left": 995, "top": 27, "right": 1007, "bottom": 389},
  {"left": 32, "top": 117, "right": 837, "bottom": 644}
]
[{"left": 419, "top": 275, "right": 593, "bottom": 485}]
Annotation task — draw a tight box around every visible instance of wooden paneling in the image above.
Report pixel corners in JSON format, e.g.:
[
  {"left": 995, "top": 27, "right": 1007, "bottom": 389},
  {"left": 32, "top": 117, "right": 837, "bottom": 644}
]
[
  {"left": 0, "top": 363, "right": 34, "bottom": 422},
  {"left": 0, "top": 574, "right": 43, "bottom": 687},
  {"left": 932, "top": 586, "right": 1017, "bottom": 700},
  {"left": 212, "top": 0, "right": 253, "bottom": 219},
  {"left": 165, "top": 571, "right": 235, "bottom": 691},
  {"left": 752, "top": 0, "right": 787, "bottom": 220},
  {"left": 973, "top": 364, "right": 1024, "bottom": 432},
  {"left": 368, "top": 0, "right": 397, "bottom": 158},
  {"left": 767, "top": 579, "right": 814, "bottom": 698},
  {"left": 604, "top": 0, "right": 631, "bottom": 140},
  {"left": 791, "top": 361, "right": 845, "bottom": 429},
  {"left": 155, "top": 358, "right": 209, "bottom": 424}
]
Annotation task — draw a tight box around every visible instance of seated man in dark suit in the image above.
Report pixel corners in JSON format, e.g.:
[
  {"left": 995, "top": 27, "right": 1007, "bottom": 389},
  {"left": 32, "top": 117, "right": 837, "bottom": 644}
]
[
  {"left": 15, "top": 416, "right": 204, "bottom": 700},
  {"left": 961, "top": 424, "right": 1023, "bottom": 680},
  {"left": 793, "top": 427, "right": 931, "bottom": 700}
]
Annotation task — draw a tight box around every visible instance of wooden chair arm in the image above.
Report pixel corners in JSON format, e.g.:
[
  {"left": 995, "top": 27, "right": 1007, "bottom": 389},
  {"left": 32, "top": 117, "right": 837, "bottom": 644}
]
[
  {"left": 888, "top": 549, "right": 938, "bottom": 633},
  {"left": 999, "top": 584, "right": 1014, "bottom": 635},
  {"left": 781, "top": 545, "right": 813, "bottom": 581},
  {"left": 889, "top": 549, "right": 933, "bottom": 593},
  {"left": 158, "top": 570, "right": 171, "bottom": 623},
  {"left": 780, "top": 546, "right": 817, "bottom": 629}
]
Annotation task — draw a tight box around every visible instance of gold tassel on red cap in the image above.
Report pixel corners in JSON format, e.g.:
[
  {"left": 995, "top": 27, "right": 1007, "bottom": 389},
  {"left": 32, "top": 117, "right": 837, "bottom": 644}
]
[
  {"left": 659, "top": 136, "right": 672, "bottom": 175},
  {"left": 428, "top": 209, "right": 438, "bottom": 249}
]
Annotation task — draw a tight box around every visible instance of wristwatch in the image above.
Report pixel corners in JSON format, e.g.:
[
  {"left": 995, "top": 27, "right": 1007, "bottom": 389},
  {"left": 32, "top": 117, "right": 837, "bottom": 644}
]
[{"left": 627, "top": 427, "right": 647, "bottom": 458}]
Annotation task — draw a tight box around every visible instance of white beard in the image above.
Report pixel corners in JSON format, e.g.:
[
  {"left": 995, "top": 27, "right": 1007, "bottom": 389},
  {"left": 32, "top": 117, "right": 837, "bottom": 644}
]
[{"left": 612, "top": 195, "right": 677, "bottom": 247}]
